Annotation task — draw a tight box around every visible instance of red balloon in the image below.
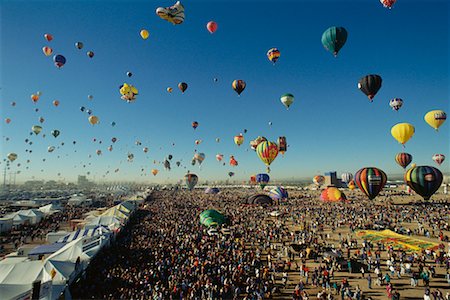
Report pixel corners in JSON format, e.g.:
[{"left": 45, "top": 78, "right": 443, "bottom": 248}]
[
  {"left": 44, "top": 33, "right": 53, "bottom": 41},
  {"left": 206, "top": 21, "right": 218, "bottom": 34}
]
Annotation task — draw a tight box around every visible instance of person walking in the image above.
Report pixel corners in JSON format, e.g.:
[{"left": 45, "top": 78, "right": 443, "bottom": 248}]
[{"left": 367, "top": 274, "right": 372, "bottom": 289}]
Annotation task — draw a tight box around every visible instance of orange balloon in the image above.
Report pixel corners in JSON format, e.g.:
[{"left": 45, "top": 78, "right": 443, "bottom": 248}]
[
  {"left": 53, "top": 100, "right": 60, "bottom": 107},
  {"left": 31, "top": 94, "right": 39, "bottom": 103}
]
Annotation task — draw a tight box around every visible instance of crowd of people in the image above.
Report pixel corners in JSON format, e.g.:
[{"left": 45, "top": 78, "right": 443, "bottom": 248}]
[{"left": 69, "top": 189, "right": 449, "bottom": 299}]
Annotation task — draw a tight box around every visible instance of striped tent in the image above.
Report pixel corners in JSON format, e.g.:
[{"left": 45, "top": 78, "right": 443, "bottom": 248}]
[{"left": 57, "top": 225, "right": 109, "bottom": 243}]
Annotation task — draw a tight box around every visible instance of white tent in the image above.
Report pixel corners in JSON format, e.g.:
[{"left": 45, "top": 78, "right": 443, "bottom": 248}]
[
  {"left": 16, "top": 209, "right": 45, "bottom": 225},
  {"left": 0, "top": 260, "right": 52, "bottom": 300},
  {"left": 39, "top": 204, "right": 61, "bottom": 216}
]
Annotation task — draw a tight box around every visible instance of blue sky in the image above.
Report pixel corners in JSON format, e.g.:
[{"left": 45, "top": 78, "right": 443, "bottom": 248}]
[{"left": 1, "top": 0, "right": 449, "bottom": 183}]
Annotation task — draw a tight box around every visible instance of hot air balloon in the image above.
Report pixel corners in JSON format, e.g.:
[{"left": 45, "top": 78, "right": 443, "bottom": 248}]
[
  {"left": 380, "top": 0, "right": 397, "bottom": 9},
  {"left": 164, "top": 159, "right": 171, "bottom": 171},
  {"left": 250, "top": 136, "right": 267, "bottom": 151},
  {"left": 341, "top": 172, "right": 353, "bottom": 183},
  {"left": 229, "top": 156, "right": 238, "bottom": 166},
  {"left": 206, "top": 21, "right": 218, "bottom": 33},
  {"left": 389, "top": 98, "right": 403, "bottom": 111},
  {"left": 194, "top": 153, "right": 205, "bottom": 165},
  {"left": 234, "top": 134, "right": 244, "bottom": 146},
  {"left": 395, "top": 152, "right": 413, "bottom": 169},
  {"left": 48, "top": 146, "right": 55, "bottom": 153},
  {"left": 88, "top": 115, "right": 99, "bottom": 125},
  {"left": 404, "top": 166, "right": 443, "bottom": 200},
  {"left": 185, "top": 173, "right": 198, "bottom": 191},
  {"left": 192, "top": 121, "right": 199, "bottom": 130},
  {"left": 11, "top": 101, "right": 16, "bottom": 106},
  {"left": 96, "top": 150, "right": 102, "bottom": 155},
  {"left": 168, "top": 154, "right": 173, "bottom": 160},
  {"left": 313, "top": 175, "right": 325, "bottom": 187},
  {"left": 143, "top": 147, "right": 149, "bottom": 153},
  {"left": 256, "top": 141, "right": 278, "bottom": 172},
  {"left": 53, "top": 54, "right": 66, "bottom": 68},
  {"left": 354, "top": 167, "right": 387, "bottom": 200},
  {"left": 250, "top": 175, "right": 256, "bottom": 185},
  {"left": 269, "top": 186, "right": 288, "bottom": 201},
  {"left": 280, "top": 94, "right": 294, "bottom": 109},
  {"left": 53, "top": 100, "right": 60, "bottom": 107},
  {"left": 111, "top": 121, "right": 116, "bottom": 127},
  {"left": 127, "top": 153, "right": 134, "bottom": 162},
  {"left": 321, "top": 26, "right": 348, "bottom": 57},
  {"left": 5, "top": 118, "right": 11, "bottom": 124},
  {"left": 432, "top": 154, "right": 445, "bottom": 166},
  {"left": 195, "top": 139, "right": 202, "bottom": 145},
  {"left": 178, "top": 82, "right": 188, "bottom": 93},
  {"left": 320, "top": 187, "right": 347, "bottom": 202},
  {"left": 51, "top": 130, "right": 60, "bottom": 138},
  {"left": 119, "top": 83, "right": 138, "bottom": 102},
  {"left": 31, "top": 94, "right": 39, "bottom": 103},
  {"left": 108, "top": 146, "right": 113, "bottom": 151},
  {"left": 111, "top": 137, "right": 117, "bottom": 143},
  {"left": 216, "top": 154, "right": 223, "bottom": 162},
  {"left": 228, "top": 171, "right": 235, "bottom": 177},
  {"left": 358, "top": 75, "right": 382, "bottom": 101},
  {"left": 151, "top": 169, "right": 159, "bottom": 176},
  {"left": 277, "top": 136, "right": 287, "bottom": 155},
  {"left": 87, "top": 51, "right": 94, "bottom": 58},
  {"left": 44, "top": 34, "right": 53, "bottom": 41},
  {"left": 424, "top": 110, "right": 446, "bottom": 131},
  {"left": 391, "top": 123, "right": 415, "bottom": 146},
  {"left": 126, "top": 72, "right": 132, "bottom": 78},
  {"left": 347, "top": 180, "right": 356, "bottom": 190},
  {"left": 140, "top": 29, "right": 149, "bottom": 39},
  {"left": 256, "top": 173, "right": 270, "bottom": 189},
  {"left": 7, "top": 153, "right": 18, "bottom": 162},
  {"left": 75, "top": 42, "right": 84, "bottom": 49},
  {"left": 32, "top": 125, "right": 42, "bottom": 135},
  {"left": 156, "top": 1, "right": 185, "bottom": 25},
  {"left": 232, "top": 80, "right": 246, "bottom": 96},
  {"left": 267, "top": 48, "right": 280, "bottom": 64},
  {"left": 167, "top": 87, "right": 173, "bottom": 93},
  {"left": 42, "top": 46, "right": 53, "bottom": 56}
]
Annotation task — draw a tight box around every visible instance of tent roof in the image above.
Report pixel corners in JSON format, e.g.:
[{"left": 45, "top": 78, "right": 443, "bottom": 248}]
[{"left": 29, "top": 243, "right": 66, "bottom": 256}]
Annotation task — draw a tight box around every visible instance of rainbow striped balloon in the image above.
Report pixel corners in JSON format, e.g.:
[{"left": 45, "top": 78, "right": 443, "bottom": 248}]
[
  {"left": 355, "top": 167, "right": 387, "bottom": 200},
  {"left": 404, "top": 166, "right": 443, "bottom": 200},
  {"left": 256, "top": 141, "right": 279, "bottom": 168}
]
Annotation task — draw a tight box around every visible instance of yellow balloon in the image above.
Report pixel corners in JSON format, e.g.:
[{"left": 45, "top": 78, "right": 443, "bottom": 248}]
[
  {"left": 140, "top": 29, "right": 149, "bottom": 40},
  {"left": 88, "top": 115, "right": 99, "bottom": 125},
  {"left": 391, "top": 123, "right": 415, "bottom": 145},
  {"left": 424, "top": 110, "right": 446, "bottom": 131},
  {"left": 167, "top": 87, "right": 173, "bottom": 93}
]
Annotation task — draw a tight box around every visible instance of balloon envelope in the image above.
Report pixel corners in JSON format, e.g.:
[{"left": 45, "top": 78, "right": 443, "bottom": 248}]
[
  {"left": 395, "top": 153, "right": 413, "bottom": 169},
  {"left": 321, "top": 26, "right": 348, "bottom": 57},
  {"left": 280, "top": 93, "right": 294, "bottom": 109},
  {"left": 206, "top": 21, "right": 218, "bottom": 33},
  {"left": 358, "top": 75, "right": 382, "bottom": 101},
  {"left": 355, "top": 167, "right": 387, "bottom": 200},
  {"left": 185, "top": 173, "right": 198, "bottom": 191},
  {"left": 404, "top": 166, "right": 443, "bottom": 200},
  {"left": 391, "top": 123, "right": 415, "bottom": 145},
  {"left": 320, "top": 187, "right": 347, "bottom": 202},
  {"left": 424, "top": 110, "right": 446, "bottom": 131},
  {"left": 232, "top": 80, "right": 246, "bottom": 96}
]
